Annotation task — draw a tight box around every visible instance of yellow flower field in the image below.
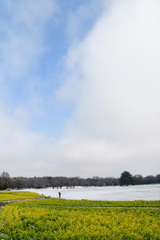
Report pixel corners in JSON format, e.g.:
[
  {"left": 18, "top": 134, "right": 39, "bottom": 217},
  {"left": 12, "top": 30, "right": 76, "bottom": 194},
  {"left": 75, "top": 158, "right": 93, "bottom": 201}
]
[
  {"left": 32, "top": 198, "right": 160, "bottom": 208},
  {"left": 0, "top": 198, "right": 159, "bottom": 239},
  {"left": 0, "top": 191, "right": 42, "bottom": 201}
]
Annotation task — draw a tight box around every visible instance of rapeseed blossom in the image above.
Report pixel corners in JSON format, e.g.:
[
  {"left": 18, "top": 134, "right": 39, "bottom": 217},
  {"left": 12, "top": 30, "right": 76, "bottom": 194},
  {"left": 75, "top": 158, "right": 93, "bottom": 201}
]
[{"left": 0, "top": 197, "right": 159, "bottom": 239}]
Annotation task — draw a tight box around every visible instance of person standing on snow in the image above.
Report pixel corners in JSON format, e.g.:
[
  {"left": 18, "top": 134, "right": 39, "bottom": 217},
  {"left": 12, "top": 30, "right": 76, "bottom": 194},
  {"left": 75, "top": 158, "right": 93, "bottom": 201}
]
[{"left": 58, "top": 192, "right": 61, "bottom": 198}]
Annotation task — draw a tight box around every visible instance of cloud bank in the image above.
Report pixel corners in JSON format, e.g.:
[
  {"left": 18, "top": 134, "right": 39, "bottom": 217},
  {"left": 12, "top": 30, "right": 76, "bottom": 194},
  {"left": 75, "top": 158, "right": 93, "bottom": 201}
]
[
  {"left": 56, "top": 0, "right": 160, "bottom": 177},
  {"left": 0, "top": 0, "right": 160, "bottom": 177}
]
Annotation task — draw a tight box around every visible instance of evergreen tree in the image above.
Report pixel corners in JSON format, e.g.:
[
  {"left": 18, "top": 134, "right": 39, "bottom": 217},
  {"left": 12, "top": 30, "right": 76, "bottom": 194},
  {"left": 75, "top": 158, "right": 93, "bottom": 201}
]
[{"left": 119, "top": 171, "right": 134, "bottom": 186}]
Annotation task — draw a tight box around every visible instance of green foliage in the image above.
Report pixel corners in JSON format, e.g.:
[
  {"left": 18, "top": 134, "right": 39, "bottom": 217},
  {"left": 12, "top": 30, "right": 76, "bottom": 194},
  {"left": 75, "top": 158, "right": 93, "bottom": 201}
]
[
  {"left": 119, "top": 171, "right": 134, "bottom": 186},
  {"left": 3, "top": 181, "right": 9, "bottom": 190},
  {"left": 0, "top": 199, "right": 159, "bottom": 239}
]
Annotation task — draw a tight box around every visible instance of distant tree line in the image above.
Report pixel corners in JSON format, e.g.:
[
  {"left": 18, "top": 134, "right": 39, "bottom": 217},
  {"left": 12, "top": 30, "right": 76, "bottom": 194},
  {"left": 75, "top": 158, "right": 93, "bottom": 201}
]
[
  {"left": 0, "top": 171, "right": 160, "bottom": 189},
  {"left": 0, "top": 172, "right": 11, "bottom": 190}
]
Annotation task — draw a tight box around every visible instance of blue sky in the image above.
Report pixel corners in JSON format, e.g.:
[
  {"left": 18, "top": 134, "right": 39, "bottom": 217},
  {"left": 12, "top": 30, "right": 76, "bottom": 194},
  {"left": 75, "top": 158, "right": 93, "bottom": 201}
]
[
  {"left": 0, "top": 0, "right": 160, "bottom": 178},
  {"left": 0, "top": 0, "right": 103, "bottom": 139}
]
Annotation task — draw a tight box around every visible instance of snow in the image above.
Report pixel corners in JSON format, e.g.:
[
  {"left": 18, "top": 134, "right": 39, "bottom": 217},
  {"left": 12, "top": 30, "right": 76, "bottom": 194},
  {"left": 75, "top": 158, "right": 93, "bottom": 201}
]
[{"left": 18, "top": 184, "right": 160, "bottom": 201}]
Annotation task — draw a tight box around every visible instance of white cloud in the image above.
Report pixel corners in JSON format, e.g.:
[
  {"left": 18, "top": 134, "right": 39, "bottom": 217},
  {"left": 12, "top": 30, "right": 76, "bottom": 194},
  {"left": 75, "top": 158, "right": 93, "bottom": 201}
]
[
  {"left": 0, "top": 104, "right": 61, "bottom": 177},
  {"left": 0, "top": 0, "right": 56, "bottom": 80},
  {"left": 1, "top": 0, "right": 160, "bottom": 178},
  {"left": 55, "top": 0, "right": 160, "bottom": 177},
  {"left": 0, "top": 0, "right": 57, "bottom": 176}
]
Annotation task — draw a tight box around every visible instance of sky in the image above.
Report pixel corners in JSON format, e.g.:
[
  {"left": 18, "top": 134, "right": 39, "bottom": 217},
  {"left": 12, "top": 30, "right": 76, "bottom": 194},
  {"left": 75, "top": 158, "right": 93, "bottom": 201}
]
[{"left": 0, "top": 0, "right": 160, "bottom": 178}]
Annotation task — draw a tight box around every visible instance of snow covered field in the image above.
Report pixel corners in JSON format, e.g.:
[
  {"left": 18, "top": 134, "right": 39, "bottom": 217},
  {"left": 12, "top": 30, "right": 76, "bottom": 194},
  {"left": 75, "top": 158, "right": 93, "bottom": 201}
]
[{"left": 19, "top": 184, "right": 160, "bottom": 201}]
